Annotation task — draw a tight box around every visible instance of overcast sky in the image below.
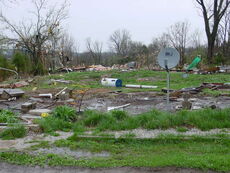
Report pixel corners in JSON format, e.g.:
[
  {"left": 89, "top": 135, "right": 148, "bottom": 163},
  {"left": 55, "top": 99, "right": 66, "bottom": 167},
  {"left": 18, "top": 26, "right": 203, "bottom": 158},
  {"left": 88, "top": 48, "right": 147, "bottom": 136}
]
[{"left": 2, "top": 0, "right": 205, "bottom": 52}]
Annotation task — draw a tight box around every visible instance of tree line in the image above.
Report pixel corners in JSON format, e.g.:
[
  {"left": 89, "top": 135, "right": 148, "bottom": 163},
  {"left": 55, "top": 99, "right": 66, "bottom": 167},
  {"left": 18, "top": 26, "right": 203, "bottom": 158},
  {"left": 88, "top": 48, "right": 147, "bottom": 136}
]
[{"left": 0, "top": 0, "right": 229, "bottom": 78}]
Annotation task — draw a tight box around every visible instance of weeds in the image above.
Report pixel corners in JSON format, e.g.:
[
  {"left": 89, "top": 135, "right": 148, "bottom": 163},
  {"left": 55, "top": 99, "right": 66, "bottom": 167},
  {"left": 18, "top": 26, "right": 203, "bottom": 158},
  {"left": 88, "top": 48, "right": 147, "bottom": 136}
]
[
  {"left": 52, "top": 106, "right": 77, "bottom": 122},
  {"left": 1, "top": 137, "right": 230, "bottom": 171},
  {"left": 36, "top": 107, "right": 230, "bottom": 133},
  {"left": 34, "top": 116, "right": 72, "bottom": 133},
  {"left": 0, "top": 110, "right": 19, "bottom": 123},
  {"left": 35, "top": 106, "right": 80, "bottom": 133},
  {"left": 111, "top": 110, "right": 128, "bottom": 120},
  {"left": 202, "top": 89, "right": 222, "bottom": 97},
  {"left": 83, "top": 110, "right": 109, "bottom": 127},
  {"left": 81, "top": 108, "right": 230, "bottom": 131},
  {"left": 72, "top": 122, "right": 86, "bottom": 135},
  {"left": 0, "top": 110, "right": 26, "bottom": 140},
  {"left": 0, "top": 125, "right": 27, "bottom": 140}
]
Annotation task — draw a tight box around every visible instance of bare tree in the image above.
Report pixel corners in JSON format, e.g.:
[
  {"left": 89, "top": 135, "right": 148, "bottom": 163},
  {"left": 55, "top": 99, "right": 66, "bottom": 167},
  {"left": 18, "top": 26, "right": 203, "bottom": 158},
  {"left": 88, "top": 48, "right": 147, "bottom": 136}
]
[
  {"left": 217, "top": 8, "right": 230, "bottom": 58},
  {"left": 109, "top": 29, "right": 132, "bottom": 57},
  {"left": 58, "top": 32, "right": 76, "bottom": 67},
  {"left": 195, "top": 0, "right": 230, "bottom": 63},
  {"left": 0, "top": 0, "right": 68, "bottom": 75},
  {"left": 86, "top": 38, "right": 103, "bottom": 65},
  {"left": 190, "top": 29, "right": 203, "bottom": 49},
  {"left": 167, "top": 21, "right": 190, "bottom": 65},
  {"left": 149, "top": 33, "right": 170, "bottom": 53}
]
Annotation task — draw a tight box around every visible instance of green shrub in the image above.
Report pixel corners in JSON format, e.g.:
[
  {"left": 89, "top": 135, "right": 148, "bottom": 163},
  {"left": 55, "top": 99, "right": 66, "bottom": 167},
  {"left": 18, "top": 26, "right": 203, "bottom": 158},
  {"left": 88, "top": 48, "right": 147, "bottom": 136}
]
[
  {"left": 32, "top": 60, "right": 47, "bottom": 75},
  {"left": 52, "top": 106, "right": 77, "bottom": 122},
  {"left": 0, "top": 125, "right": 27, "bottom": 140},
  {"left": 0, "top": 110, "right": 19, "bottom": 123},
  {"left": 0, "top": 55, "right": 14, "bottom": 81}
]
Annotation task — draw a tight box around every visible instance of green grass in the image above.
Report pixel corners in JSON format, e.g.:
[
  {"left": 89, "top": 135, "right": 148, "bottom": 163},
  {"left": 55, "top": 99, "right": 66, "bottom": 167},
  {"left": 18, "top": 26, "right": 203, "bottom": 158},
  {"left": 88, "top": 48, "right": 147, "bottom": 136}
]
[
  {"left": 176, "top": 127, "right": 189, "bottom": 132},
  {"left": 34, "top": 106, "right": 79, "bottom": 133},
  {"left": 202, "top": 88, "right": 230, "bottom": 97},
  {"left": 80, "top": 108, "right": 230, "bottom": 131},
  {"left": 52, "top": 106, "right": 77, "bottom": 122},
  {"left": 23, "top": 70, "right": 230, "bottom": 92},
  {"left": 28, "top": 141, "right": 51, "bottom": 150},
  {"left": 1, "top": 137, "right": 230, "bottom": 171},
  {"left": 0, "top": 110, "right": 26, "bottom": 140},
  {"left": 0, "top": 125, "right": 27, "bottom": 140},
  {"left": 35, "top": 108, "right": 230, "bottom": 133},
  {"left": 0, "top": 110, "right": 19, "bottom": 123},
  {"left": 34, "top": 116, "right": 72, "bottom": 133}
]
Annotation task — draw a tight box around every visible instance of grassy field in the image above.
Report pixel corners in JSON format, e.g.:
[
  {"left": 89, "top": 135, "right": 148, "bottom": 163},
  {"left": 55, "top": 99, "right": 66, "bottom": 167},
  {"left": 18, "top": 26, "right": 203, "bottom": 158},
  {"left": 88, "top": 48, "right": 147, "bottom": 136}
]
[
  {"left": 21, "top": 70, "right": 230, "bottom": 94},
  {"left": 1, "top": 70, "right": 230, "bottom": 171},
  {"left": 1, "top": 136, "right": 230, "bottom": 171}
]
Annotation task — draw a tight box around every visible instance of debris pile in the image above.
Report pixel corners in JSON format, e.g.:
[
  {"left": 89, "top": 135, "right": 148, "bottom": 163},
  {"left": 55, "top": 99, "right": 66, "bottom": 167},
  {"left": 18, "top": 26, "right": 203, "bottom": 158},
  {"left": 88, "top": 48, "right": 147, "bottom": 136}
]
[
  {"left": 0, "top": 79, "right": 33, "bottom": 89},
  {"left": 86, "top": 65, "right": 111, "bottom": 71},
  {"left": 168, "top": 82, "right": 230, "bottom": 97},
  {"left": 0, "top": 88, "right": 25, "bottom": 100}
]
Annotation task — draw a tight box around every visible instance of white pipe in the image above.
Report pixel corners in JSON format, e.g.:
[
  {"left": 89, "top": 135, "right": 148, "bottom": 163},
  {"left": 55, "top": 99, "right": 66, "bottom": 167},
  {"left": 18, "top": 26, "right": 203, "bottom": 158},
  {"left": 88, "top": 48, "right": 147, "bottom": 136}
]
[
  {"left": 125, "top": 85, "right": 158, "bottom": 89},
  {"left": 39, "top": 93, "right": 53, "bottom": 99}
]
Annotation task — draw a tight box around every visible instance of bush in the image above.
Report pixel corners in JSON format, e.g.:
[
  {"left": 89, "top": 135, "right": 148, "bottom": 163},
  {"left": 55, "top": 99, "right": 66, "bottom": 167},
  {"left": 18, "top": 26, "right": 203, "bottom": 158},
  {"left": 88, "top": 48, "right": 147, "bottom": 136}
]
[
  {"left": 0, "top": 125, "right": 27, "bottom": 140},
  {"left": 12, "top": 51, "right": 31, "bottom": 74},
  {"left": 52, "top": 106, "right": 77, "bottom": 122},
  {"left": 0, "top": 55, "right": 14, "bottom": 81},
  {"left": 0, "top": 110, "right": 19, "bottom": 123},
  {"left": 32, "top": 61, "right": 47, "bottom": 75}
]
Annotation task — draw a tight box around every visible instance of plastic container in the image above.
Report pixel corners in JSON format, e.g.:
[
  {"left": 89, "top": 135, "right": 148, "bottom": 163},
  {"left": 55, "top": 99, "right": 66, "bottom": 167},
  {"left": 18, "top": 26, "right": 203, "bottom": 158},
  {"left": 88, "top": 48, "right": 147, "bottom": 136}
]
[{"left": 101, "top": 78, "right": 122, "bottom": 87}]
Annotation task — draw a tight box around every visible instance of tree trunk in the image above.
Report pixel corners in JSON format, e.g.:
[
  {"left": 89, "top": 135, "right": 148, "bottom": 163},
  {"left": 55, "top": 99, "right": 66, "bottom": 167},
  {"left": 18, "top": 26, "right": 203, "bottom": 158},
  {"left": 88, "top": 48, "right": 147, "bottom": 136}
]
[{"left": 207, "top": 37, "right": 215, "bottom": 64}]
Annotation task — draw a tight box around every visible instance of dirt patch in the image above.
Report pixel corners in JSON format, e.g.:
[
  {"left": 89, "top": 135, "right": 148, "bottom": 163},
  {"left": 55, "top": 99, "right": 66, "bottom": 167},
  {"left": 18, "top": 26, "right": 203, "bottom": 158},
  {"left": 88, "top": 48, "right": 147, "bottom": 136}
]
[
  {"left": 84, "top": 92, "right": 163, "bottom": 115},
  {"left": 0, "top": 163, "right": 217, "bottom": 173},
  {"left": 83, "top": 93, "right": 230, "bottom": 114},
  {"left": 0, "top": 132, "right": 73, "bottom": 151},
  {"left": 107, "top": 128, "right": 230, "bottom": 139},
  {"left": 2, "top": 88, "right": 230, "bottom": 117},
  {"left": 30, "top": 147, "right": 110, "bottom": 159}
]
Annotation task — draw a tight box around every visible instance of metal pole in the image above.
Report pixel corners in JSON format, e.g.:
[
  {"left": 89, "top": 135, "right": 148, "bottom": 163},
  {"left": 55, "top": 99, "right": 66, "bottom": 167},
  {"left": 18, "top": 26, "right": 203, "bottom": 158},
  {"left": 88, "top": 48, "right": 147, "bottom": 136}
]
[{"left": 167, "top": 71, "right": 170, "bottom": 111}]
